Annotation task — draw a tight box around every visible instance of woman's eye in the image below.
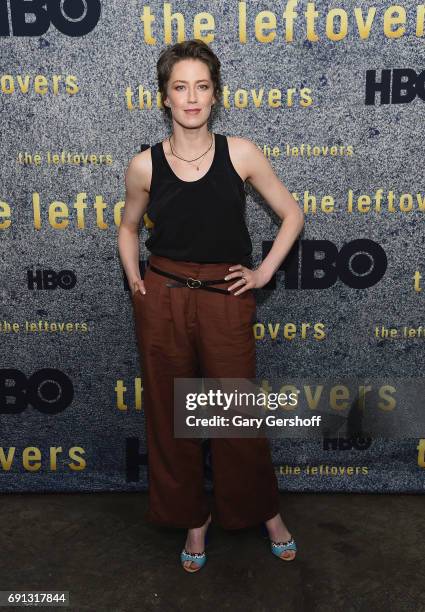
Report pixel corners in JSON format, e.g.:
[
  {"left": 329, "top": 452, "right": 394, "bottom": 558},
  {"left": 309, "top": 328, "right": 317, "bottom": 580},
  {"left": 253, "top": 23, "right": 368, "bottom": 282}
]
[{"left": 176, "top": 85, "right": 209, "bottom": 90}]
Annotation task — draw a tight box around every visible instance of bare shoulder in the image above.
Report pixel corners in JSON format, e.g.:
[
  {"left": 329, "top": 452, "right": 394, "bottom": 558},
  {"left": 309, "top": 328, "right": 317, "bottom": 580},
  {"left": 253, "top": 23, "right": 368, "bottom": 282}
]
[
  {"left": 125, "top": 147, "right": 153, "bottom": 193},
  {"left": 226, "top": 135, "right": 264, "bottom": 182},
  {"left": 226, "top": 135, "right": 260, "bottom": 158}
]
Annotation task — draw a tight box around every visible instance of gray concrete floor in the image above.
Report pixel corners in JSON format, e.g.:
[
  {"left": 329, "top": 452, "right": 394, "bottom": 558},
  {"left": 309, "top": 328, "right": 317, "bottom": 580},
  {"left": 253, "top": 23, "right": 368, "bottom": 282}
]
[{"left": 1, "top": 491, "right": 423, "bottom": 612}]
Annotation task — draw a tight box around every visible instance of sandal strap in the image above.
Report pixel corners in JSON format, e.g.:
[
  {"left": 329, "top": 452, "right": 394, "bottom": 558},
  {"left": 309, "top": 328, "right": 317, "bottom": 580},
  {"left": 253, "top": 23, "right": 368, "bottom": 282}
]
[
  {"left": 181, "top": 548, "right": 206, "bottom": 560},
  {"left": 271, "top": 538, "right": 297, "bottom": 552}
]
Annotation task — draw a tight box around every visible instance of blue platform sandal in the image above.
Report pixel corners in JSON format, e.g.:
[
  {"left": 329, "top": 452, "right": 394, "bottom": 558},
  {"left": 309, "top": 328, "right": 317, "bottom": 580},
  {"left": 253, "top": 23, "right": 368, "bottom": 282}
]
[
  {"left": 261, "top": 522, "right": 297, "bottom": 561},
  {"left": 180, "top": 518, "right": 211, "bottom": 573}
]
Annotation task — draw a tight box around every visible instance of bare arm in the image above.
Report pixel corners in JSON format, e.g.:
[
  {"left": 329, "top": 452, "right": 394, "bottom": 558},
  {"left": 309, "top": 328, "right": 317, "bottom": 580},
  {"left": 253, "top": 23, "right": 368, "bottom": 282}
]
[
  {"left": 225, "top": 137, "right": 305, "bottom": 294},
  {"left": 118, "top": 149, "right": 151, "bottom": 295}
]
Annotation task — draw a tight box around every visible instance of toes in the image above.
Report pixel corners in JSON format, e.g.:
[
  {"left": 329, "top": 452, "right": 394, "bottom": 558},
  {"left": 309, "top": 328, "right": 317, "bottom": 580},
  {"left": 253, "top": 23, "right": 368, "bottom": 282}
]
[
  {"left": 183, "top": 559, "right": 200, "bottom": 571},
  {"left": 280, "top": 551, "right": 295, "bottom": 560}
]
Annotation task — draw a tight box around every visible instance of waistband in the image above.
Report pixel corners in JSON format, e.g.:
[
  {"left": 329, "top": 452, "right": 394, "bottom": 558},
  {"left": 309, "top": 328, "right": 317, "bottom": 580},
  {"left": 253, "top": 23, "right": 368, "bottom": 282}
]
[{"left": 147, "top": 254, "right": 238, "bottom": 281}]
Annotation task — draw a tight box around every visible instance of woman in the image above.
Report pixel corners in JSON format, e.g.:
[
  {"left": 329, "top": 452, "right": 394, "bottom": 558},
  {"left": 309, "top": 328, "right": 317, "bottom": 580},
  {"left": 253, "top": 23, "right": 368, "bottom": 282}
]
[{"left": 118, "top": 39, "right": 304, "bottom": 573}]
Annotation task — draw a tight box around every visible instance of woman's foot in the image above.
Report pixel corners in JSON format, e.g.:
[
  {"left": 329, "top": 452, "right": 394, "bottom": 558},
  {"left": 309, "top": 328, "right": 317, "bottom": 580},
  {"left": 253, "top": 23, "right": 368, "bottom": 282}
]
[
  {"left": 264, "top": 513, "right": 296, "bottom": 560},
  {"left": 182, "top": 514, "right": 212, "bottom": 572}
]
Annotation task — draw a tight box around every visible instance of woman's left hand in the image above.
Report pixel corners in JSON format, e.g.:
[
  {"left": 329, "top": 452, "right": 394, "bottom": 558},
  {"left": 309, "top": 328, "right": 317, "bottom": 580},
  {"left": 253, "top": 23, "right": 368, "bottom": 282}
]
[{"left": 224, "top": 264, "right": 271, "bottom": 296}]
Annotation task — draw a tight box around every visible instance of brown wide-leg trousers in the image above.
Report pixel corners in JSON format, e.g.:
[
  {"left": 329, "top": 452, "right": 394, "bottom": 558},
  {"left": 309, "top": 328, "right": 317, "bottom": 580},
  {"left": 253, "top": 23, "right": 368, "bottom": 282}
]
[{"left": 131, "top": 254, "right": 280, "bottom": 529}]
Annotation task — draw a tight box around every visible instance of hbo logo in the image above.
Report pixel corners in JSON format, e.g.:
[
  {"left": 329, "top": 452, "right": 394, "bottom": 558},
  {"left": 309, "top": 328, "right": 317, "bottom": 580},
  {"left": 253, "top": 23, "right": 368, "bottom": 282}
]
[
  {"left": 0, "top": 0, "right": 101, "bottom": 37},
  {"left": 366, "top": 68, "right": 425, "bottom": 105},
  {"left": 323, "top": 436, "right": 373, "bottom": 451},
  {"left": 263, "top": 238, "right": 388, "bottom": 289},
  {"left": 0, "top": 368, "right": 73, "bottom": 414},
  {"left": 27, "top": 269, "right": 77, "bottom": 290}
]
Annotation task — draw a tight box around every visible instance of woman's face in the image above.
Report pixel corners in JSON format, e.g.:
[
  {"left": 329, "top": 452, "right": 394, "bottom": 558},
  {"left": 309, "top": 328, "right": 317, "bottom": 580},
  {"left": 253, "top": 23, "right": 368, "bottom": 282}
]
[{"left": 163, "top": 59, "right": 216, "bottom": 124}]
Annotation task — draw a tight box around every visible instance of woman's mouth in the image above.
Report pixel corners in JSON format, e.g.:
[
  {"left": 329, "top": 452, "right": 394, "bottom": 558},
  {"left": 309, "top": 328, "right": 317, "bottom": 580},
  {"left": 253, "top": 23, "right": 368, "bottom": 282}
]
[{"left": 184, "top": 109, "right": 201, "bottom": 114}]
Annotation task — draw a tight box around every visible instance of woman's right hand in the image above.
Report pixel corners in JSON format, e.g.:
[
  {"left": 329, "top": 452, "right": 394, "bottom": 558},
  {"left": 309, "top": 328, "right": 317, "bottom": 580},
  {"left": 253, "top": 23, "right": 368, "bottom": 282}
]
[{"left": 131, "top": 279, "right": 146, "bottom": 296}]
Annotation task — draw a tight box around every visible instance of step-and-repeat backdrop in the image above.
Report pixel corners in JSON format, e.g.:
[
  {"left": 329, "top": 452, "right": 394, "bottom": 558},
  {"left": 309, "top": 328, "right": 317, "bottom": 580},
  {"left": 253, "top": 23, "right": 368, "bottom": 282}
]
[{"left": 1, "top": 1, "right": 424, "bottom": 493}]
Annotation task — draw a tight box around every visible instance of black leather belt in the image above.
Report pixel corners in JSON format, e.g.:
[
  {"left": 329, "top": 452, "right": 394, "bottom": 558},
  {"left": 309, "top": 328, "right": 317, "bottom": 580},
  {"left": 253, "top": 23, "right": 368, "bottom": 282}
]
[{"left": 149, "top": 264, "right": 232, "bottom": 295}]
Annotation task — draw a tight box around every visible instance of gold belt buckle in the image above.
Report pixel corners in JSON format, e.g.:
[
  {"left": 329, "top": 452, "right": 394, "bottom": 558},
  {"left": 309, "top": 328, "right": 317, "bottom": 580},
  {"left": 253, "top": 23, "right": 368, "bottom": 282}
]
[{"left": 186, "top": 277, "right": 202, "bottom": 289}]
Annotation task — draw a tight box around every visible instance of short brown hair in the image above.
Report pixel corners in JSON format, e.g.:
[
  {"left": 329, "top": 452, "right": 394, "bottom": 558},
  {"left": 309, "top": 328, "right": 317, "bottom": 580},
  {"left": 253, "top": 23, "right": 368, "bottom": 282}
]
[{"left": 156, "top": 39, "right": 222, "bottom": 120}]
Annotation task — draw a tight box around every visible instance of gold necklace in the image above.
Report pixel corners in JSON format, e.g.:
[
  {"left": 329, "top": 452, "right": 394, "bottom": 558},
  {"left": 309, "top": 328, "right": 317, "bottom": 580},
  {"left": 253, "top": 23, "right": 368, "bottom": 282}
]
[{"left": 168, "top": 132, "right": 214, "bottom": 171}]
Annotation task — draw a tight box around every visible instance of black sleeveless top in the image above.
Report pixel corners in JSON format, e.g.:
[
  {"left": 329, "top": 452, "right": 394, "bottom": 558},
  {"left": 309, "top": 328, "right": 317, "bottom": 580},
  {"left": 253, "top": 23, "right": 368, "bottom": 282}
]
[{"left": 143, "top": 133, "right": 253, "bottom": 266}]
